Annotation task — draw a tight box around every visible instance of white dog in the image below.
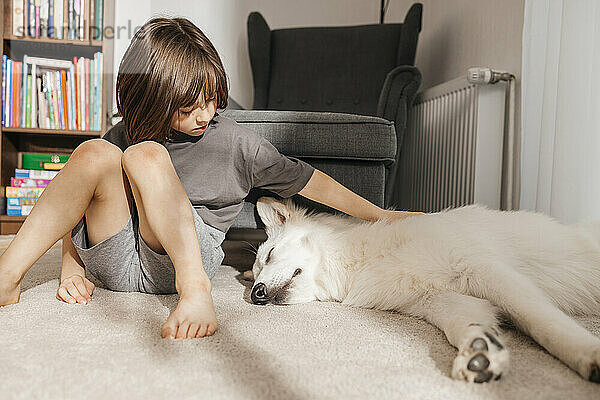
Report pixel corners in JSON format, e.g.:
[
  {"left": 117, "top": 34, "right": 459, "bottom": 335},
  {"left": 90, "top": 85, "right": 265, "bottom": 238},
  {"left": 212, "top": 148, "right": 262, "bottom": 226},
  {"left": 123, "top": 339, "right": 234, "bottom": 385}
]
[{"left": 248, "top": 197, "right": 600, "bottom": 384}]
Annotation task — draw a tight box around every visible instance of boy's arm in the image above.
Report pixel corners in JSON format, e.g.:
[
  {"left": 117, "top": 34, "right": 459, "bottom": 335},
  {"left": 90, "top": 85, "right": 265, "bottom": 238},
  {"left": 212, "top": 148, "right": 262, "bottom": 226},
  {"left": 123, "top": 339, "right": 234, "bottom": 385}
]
[{"left": 297, "top": 169, "right": 423, "bottom": 222}]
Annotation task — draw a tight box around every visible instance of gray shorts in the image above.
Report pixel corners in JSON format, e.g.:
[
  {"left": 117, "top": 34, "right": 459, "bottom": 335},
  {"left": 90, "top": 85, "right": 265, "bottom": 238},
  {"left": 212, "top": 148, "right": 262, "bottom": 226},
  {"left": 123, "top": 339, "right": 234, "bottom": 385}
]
[{"left": 71, "top": 201, "right": 226, "bottom": 294}]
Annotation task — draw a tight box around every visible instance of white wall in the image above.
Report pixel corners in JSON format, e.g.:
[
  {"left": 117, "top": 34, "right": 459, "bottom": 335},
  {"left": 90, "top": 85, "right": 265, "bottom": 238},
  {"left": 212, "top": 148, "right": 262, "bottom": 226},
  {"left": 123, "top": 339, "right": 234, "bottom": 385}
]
[
  {"left": 113, "top": 1, "right": 524, "bottom": 109},
  {"left": 111, "top": 0, "right": 380, "bottom": 113}
]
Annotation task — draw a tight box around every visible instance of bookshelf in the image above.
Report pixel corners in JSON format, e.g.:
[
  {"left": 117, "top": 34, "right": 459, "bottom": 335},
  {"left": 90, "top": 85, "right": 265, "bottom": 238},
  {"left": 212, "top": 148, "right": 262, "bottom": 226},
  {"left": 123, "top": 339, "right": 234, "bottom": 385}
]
[{"left": 0, "top": 0, "right": 114, "bottom": 234}]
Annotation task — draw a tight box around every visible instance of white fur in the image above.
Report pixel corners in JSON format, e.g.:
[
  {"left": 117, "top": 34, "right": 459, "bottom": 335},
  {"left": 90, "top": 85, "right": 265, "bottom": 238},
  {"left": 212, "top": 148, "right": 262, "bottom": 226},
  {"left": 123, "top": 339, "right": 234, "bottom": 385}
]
[{"left": 251, "top": 197, "right": 600, "bottom": 383}]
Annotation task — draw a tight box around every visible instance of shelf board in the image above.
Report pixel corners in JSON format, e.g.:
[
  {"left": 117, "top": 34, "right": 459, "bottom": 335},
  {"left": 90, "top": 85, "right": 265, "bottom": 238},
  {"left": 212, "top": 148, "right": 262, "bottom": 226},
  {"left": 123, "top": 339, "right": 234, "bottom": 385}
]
[
  {"left": 3, "top": 35, "right": 102, "bottom": 47},
  {"left": 1, "top": 127, "right": 102, "bottom": 137},
  {"left": 0, "top": 215, "right": 26, "bottom": 222}
]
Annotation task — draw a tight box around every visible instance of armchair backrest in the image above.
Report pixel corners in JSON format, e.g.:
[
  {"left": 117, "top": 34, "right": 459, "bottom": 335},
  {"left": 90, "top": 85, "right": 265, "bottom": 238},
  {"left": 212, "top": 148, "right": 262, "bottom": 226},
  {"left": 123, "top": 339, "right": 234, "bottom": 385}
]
[{"left": 248, "top": 3, "right": 422, "bottom": 116}]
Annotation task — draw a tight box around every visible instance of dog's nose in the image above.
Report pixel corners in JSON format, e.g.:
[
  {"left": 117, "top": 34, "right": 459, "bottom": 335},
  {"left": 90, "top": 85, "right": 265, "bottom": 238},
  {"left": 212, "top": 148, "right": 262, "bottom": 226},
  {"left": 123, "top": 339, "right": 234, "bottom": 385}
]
[{"left": 251, "top": 283, "right": 269, "bottom": 305}]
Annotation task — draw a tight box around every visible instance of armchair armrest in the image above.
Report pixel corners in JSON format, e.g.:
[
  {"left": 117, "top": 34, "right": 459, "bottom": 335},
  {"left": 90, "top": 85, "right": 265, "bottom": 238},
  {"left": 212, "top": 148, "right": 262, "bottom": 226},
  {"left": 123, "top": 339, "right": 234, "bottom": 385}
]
[{"left": 376, "top": 65, "right": 421, "bottom": 207}]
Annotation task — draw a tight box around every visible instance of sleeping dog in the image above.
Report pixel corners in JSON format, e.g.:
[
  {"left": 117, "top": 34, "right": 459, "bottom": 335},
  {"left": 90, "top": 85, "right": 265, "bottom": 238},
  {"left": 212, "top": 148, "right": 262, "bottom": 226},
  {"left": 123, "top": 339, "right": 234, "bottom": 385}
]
[{"left": 247, "top": 197, "right": 600, "bottom": 384}]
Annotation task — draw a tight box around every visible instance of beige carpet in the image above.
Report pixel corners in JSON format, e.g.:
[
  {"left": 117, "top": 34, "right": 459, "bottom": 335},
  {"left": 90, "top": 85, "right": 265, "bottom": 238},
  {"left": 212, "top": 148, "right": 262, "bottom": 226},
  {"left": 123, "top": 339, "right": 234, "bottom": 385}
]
[{"left": 1, "top": 236, "right": 600, "bottom": 400}]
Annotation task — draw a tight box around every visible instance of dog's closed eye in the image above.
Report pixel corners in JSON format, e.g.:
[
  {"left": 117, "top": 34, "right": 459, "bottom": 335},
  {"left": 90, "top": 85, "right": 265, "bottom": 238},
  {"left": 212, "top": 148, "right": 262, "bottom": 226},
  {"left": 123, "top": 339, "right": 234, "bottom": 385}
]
[{"left": 266, "top": 247, "right": 274, "bottom": 264}]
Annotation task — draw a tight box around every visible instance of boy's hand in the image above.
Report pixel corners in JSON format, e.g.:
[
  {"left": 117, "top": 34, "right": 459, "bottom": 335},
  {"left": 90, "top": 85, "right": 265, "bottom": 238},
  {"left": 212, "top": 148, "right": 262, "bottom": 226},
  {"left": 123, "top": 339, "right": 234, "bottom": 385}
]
[
  {"left": 381, "top": 209, "right": 425, "bottom": 221},
  {"left": 57, "top": 274, "right": 94, "bottom": 305}
]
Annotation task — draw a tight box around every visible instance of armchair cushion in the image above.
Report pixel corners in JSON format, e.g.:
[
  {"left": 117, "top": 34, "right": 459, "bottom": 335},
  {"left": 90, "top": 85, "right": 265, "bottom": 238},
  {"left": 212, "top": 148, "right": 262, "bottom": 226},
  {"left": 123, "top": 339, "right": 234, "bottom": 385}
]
[{"left": 222, "top": 110, "right": 396, "bottom": 163}]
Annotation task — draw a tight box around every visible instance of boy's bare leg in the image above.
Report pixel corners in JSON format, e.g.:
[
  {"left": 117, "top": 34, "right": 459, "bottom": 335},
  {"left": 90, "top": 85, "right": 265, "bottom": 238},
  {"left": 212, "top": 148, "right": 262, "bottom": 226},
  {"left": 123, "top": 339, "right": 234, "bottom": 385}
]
[
  {"left": 121, "top": 141, "right": 217, "bottom": 339},
  {"left": 0, "top": 139, "right": 131, "bottom": 306}
]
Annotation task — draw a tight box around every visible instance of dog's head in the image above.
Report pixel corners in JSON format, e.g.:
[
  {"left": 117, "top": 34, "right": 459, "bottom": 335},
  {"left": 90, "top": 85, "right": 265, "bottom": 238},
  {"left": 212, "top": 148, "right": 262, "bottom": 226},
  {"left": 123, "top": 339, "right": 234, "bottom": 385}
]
[{"left": 249, "top": 197, "right": 322, "bottom": 305}]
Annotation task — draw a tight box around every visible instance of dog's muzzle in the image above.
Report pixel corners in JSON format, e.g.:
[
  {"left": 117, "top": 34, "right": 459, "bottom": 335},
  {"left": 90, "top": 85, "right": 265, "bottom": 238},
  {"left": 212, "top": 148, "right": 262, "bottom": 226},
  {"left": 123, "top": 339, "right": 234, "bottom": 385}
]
[{"left": 251, "top": 283, "right": 269, "bottom": 305}]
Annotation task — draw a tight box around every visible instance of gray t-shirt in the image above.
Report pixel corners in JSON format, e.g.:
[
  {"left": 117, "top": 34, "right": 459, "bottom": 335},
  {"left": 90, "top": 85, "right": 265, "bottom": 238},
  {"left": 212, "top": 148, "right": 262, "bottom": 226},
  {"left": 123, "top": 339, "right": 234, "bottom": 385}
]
[{"left": 102, "top": 113, "right": 314, "bottom": 233}]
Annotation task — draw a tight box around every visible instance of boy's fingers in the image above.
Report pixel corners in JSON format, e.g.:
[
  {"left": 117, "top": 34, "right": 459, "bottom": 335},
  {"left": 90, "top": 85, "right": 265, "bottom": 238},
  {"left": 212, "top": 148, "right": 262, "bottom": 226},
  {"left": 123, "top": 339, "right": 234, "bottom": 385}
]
[
  {"left": 57, "top": 287, "right": 75, "bottom": 304},
  {"left": 73, "top": 279, "right": 91, "bottom": 301},
  {"left": 84, "top": 279, "right": 95, "bottom": 296},
  {"left": 65, "top": 283, "right": 86, "bottom": 304}
]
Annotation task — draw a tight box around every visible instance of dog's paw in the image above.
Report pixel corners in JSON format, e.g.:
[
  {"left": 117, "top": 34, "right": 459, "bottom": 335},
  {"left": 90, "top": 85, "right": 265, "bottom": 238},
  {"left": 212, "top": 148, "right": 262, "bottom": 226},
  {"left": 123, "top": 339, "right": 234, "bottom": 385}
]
[
  {"left": 575, "top": 347, "right": 600, "bottom": 383},
  {"left": 451, "top": 327, "right": 509, "bottom": 383}
]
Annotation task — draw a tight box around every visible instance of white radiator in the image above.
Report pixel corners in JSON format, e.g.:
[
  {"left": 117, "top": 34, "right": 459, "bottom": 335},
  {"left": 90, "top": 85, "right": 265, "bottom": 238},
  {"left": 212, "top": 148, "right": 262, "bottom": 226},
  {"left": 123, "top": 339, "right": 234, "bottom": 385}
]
[{"left": 395, "top": 75, "right": 516, "bottom": 212}]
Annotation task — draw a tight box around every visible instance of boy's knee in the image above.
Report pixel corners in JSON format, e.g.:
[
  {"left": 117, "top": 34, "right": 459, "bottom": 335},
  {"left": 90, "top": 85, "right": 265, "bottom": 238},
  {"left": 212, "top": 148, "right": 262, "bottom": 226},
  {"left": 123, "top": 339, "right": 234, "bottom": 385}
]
[
  {"left": 72, "top": 139, "right": 123, "bottom": 170},
  {"left": 122, "top": 141, "right": 171, "bottom": 173}
]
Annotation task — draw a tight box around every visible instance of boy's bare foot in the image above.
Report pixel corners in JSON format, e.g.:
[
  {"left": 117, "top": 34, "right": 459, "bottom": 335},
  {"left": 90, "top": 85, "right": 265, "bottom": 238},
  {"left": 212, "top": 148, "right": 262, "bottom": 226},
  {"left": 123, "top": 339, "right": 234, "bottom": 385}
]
[
  {"left": 161, "top": 287, "right": 218, "bottom": 339},
  {"left": 0, "top": 268, "right": 22, "bottom": 306}
]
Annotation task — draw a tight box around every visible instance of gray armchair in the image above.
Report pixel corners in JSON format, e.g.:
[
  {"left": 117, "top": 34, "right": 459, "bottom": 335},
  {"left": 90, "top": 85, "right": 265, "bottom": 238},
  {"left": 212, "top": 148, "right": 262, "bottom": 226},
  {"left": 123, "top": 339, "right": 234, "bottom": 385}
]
[{"left": 228, "top": 5, "right": 422, "bottom": 231}]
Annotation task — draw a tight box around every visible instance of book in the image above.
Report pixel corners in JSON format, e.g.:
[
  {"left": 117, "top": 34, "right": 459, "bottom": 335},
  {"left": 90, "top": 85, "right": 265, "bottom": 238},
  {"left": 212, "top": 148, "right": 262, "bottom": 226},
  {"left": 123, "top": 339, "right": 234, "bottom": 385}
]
[
  {"left": 30, "top": 62, "right": 37, "bottom": 127},
  {"left": 43, "top": 162, "right": 65, "bottom": 170},
  {"left": 2, "top": 55, "right": 6, "bottom": 126},
  {"left": 25, "top": 75, "right": 31, "bottom": 127},
  {"left": 56, "top": 0, "right": 64, "bottom": 39},
  {"left": 85, "top": 57, "right": 89, "bottom": 130},
  {"left": 61, "top": 69, "right": 69, "bottom": 130},
  {"left": 6, "top": 186, "right": 45, "bottom": 197},
  {"left": 35, "top": 0, "right": 40, "bottom": 37},
  {"left": 22, "top": 153, "right": 70, "bottom": 170},
  {"left": 7, "top": 197, "right": 39, "bottom": 206},
  {"left": 28, "top": 0, "right": 35, "bottom": 37},
  {"left": 15, "top": 168, "right": 59, "bottom": 179},
  {"left": 11, "top": 177, "right": 52, "bottom": 187},
  {"left": 48, "top": 0, "right": 54, "bottom": 37},
  {"left": 7, "top": 205, "right": 34, "bottom": 216},
  {"left": 68, "top": 0, "right": 74, "bottom": 39},
  {"left": 95, "top": 0, "right": 103, "bottom": 40},
  {"left": 7, "top": 59, "right": 12, "bottom": 127},
  {"left": 13, "top": 0, "right": 25, "bottom": 37},
  {"left": 36, "top": 76, "right": 44, "bottom": 128},
  {"left": 73, "top": 56, "right": 79, "bottom": 129},
  {"left": 20, "top": 61, "right": 28, "bottom": 127},
  {"left": 14, "top": 61, "right": 21, "bottom": 127},
  {"left": 40, "top": 0, "right": 48, "bottom": 37},
  {"left": 51, "top": 72, "right": 60, "bottom": 129}
]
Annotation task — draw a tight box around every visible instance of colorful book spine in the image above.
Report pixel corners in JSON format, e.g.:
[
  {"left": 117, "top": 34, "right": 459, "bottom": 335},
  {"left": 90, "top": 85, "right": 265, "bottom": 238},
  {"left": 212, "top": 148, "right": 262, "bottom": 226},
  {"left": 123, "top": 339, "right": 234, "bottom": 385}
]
[
  {"left": 61, "top": 69, "right": 69, "bottom": 130},
  {"left": 56, "top": 0, "right": 64, "bottom": 39},
  {"left": 40, "top": 0, "right": 48, "bottom": 37},
  {"left": 13, "top": 0, "right": 25, "bottom": 37},
  {"left": 54, "top": 71, "right": 64, "bottom": 129},
  {"left": 28, "top": 1, "right": 35, "bottom": 37},
  {"left": 15, "top": 168, "right": 59, "bottom": 179},
  {"left": 20, "top": 61, "right": 28, "bottom": 127},
  {"left": 7, "top": 205, "right": 34, "bottom": 216},
  {"left": 7, "top": 197, "right": 39, "bottom": 206},
  {"left": 73, "top": 56, "right": 79, "bottom": 129},
  {"left": 96, "top": 0, "right": 103, "bottom": 40},
  {"left": 11, "top": 177, "right": 52, "bottom": 188},
  {"left": 36, "top": 76, "right": 44, "bottom": 128},
  {"left": 26, "top": 75, "right": 31, "bottom": 128},
  {"left": 30, "top": 62, "right": 37, "bottom": 127},
  {"left": 6, "top": 186, "right": 45, "bottom": 197},
  {"left": 51, "top": 72, "right": 60, "bottom": 129},
  {"left": 35, "top": 1, "right": 40, "bottom": 37},
  {"left": 7, "top": 59, "right": 12, "bottom": 127},
  {"left": 85, "top": 57, "right": 89, "bottom": 130},
  {"left": 68, "top": 65, "right": 75, "bottom": 129},
  {"left": 48, "top": 0, "right": 54, "bottom": 37},
  {"left": 68, "top": 0, "right": 74, "bottom": 39},
  {"left": 2, "top": 55, "right": 6, "bottom": 127},
  {"left": 15, "top": 61, "right": 22, "bottom": 127}
]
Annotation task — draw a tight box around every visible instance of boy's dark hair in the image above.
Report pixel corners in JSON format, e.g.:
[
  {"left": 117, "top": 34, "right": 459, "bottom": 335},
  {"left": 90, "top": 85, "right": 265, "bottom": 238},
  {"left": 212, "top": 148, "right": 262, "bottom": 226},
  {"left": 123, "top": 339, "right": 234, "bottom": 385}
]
[{"left": 116, "top": 17, "right": 228, "bottom": 144}]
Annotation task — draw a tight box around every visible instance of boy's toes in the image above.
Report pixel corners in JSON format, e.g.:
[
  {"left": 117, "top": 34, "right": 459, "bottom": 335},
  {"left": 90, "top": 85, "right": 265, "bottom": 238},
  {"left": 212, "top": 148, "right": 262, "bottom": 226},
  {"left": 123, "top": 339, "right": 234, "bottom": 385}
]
[
  {"left": 175, "top": 322, "right": 190, "bottom": 339},
  {"left": 196, "top": 325, "right": 208, "bottom": 338},
  {"left": 187, "top": 323, "right": 200, "bottom": 338},
  {"left": 161, "top": 323, "right": 176, "bottom": 339}
]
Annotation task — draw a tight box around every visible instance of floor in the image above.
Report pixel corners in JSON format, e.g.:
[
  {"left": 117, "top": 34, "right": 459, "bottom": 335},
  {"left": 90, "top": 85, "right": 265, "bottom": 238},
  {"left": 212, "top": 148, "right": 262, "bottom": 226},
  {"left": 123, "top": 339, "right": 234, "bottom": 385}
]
[{"left": 1, "top": 232, "right": 600, "bottom": 399}]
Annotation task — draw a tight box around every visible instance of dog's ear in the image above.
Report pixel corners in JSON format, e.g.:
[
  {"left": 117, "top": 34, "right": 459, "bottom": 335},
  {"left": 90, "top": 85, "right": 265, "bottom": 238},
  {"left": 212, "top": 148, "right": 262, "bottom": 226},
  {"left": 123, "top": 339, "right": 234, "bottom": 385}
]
[{"left": 256, "top": 197, "right": 291, "bottom": 227}]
